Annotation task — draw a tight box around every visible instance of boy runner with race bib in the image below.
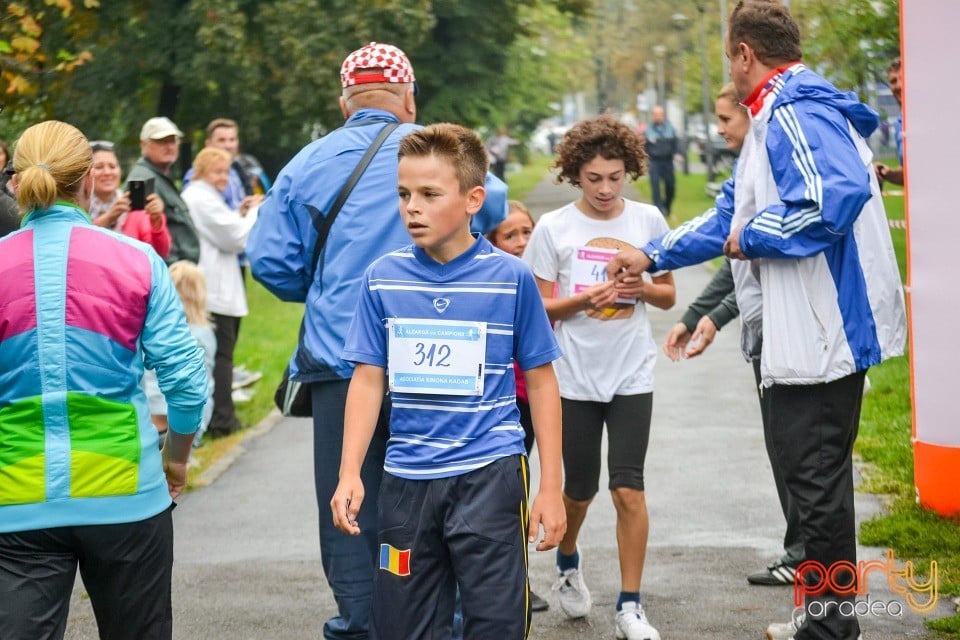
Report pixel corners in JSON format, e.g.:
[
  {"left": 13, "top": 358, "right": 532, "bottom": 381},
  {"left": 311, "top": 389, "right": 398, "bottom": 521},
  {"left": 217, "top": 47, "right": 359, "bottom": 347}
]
[{"left": 331, "top": 123, "right": 566, "bottom": 639}]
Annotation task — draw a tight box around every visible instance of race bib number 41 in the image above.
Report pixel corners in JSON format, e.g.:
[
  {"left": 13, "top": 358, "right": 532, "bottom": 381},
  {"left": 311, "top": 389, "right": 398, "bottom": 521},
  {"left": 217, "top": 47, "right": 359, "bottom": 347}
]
[
  {"left": 387, "top": 318, "right": 487, "bottom": 396},
  {"left": 570, "top": 246, "right": 636, "bottom": 305}
]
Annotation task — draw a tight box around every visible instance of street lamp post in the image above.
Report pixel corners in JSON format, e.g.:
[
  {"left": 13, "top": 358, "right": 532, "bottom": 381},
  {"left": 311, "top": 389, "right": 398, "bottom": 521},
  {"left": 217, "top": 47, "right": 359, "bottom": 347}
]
[
  {"left": 644, "top": 61, "right": 656, "bottom": 121},
  {"left": 653, "top": 45, "right": 667, "bottom": 108},
  {"left": 719, "top": 0, "right": 729, "bottom": 81},
  {"left": 697, "top": 2, "right": 715, "bottom": 182},
  {"left": 672, "top": 13, "right": 690, "bottom": 175}
]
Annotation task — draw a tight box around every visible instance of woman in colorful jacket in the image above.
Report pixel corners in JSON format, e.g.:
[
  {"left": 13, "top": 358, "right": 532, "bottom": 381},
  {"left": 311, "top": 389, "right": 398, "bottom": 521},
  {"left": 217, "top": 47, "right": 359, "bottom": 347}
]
[{"left": 0, "top": 121, "right": 208, "bottom": 640}]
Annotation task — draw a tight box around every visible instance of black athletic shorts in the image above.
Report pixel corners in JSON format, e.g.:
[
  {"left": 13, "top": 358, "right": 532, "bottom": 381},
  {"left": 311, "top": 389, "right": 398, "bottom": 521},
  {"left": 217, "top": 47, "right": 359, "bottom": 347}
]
[{"left": 561, "top": 393, "right": 653, "bottom": 500}]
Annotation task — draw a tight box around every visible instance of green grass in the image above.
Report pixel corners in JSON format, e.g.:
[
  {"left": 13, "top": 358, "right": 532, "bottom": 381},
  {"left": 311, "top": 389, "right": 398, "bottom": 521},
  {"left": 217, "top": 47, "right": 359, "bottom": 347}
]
[
  {"left": 506, "top": 153, "right": 556, "bottom": 202},
  {"left": 632, "top": 167, "right": 727, "bottom": 224},
  {"left": 232, "top": 277, "right": 304, "bottom": 427}
]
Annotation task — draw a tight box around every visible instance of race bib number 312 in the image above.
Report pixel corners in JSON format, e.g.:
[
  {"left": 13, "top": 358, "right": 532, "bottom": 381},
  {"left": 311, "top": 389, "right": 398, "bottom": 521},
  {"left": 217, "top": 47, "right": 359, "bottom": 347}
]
[{"left": 387, "top": 318, "right": 487, "bottom": 396}]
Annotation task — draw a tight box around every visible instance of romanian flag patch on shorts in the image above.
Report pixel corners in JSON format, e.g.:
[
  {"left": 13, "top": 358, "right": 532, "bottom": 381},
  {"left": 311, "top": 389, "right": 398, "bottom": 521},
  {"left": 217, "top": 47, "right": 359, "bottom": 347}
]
[{"left": 379, "top": 543, "right": 411, "bottom": 576}]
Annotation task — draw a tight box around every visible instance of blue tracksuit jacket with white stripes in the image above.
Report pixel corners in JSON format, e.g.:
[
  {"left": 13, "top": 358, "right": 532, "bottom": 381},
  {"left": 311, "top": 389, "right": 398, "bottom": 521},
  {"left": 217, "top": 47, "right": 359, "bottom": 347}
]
[{"left": 644, "top": 64, "right": 906, "bottom": 385}]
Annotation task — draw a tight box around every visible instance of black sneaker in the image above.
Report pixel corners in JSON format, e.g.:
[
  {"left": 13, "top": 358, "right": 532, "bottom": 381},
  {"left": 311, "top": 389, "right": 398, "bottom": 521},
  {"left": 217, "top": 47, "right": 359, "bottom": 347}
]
[
  {"left": 530, "top": 588, "right": 549, "bottom": 612},
  {"left": 747, "top": 559, "right": 798, "bottom": 586}
]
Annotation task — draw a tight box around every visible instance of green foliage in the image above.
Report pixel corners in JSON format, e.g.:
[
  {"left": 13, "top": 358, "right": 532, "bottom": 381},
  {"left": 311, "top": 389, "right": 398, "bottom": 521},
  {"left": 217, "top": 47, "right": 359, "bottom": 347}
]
[
  {"left": 487, "top": 3, "right": 591, "bottom": 137},
  {"left": 9, "top": 1, "right": 587, "bottom": 179},
  {"left": 796, "top": 0, "right": 900, "bottom": 92},
  {"left": 0, "top": 1, "right": 99, "bottom": 105}
]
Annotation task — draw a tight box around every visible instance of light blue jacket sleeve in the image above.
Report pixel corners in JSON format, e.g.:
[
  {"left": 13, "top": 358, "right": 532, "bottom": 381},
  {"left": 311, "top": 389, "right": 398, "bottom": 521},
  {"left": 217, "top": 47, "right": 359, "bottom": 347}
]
[
  {"left": 140, "top": 251, "right": 208, "bottom": 434},
  {"left": 642, "top": 177, "right": 733, "bottom": 271},
  {"left": 739, "top": 102, "right": 872, "bottom": 259},
  {"left": 246, "top": 168, "right": 316, "bottom": 303},
  {"left": 471, "top": 173, "right": 508, "bottom": 235}
]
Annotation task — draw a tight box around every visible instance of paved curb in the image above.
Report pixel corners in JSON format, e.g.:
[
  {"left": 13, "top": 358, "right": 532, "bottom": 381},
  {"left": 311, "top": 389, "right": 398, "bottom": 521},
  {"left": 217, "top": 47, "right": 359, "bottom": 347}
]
[{"left": 193, "top": 408, "right": 286, "bottom": 488}]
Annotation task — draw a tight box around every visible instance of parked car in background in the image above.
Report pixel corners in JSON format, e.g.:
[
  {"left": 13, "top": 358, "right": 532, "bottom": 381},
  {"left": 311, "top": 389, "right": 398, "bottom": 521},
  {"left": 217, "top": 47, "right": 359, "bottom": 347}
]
[{"left": 688, "top": 123, "right": 737, "bottom": 169}]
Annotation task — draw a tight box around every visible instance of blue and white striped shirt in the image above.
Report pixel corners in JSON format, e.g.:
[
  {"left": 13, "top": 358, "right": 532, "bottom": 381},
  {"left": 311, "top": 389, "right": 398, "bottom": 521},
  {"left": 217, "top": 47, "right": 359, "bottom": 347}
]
[{"left": 343, "top": 235, "right": 561, "bottom": 479}]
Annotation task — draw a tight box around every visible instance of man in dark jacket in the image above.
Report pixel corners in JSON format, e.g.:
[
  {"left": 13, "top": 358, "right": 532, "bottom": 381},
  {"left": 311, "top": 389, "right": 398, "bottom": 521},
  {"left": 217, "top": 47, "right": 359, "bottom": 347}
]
[
  {"left": 644, "top": 106, "right": 679, "bottom": 216},
  {"left": 127, "top": 117, "right": 200, "bottom": 264}
]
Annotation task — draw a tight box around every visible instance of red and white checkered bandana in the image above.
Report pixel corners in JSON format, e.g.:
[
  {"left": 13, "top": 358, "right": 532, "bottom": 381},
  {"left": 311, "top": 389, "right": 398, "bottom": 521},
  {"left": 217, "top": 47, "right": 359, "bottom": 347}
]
[{"left": 340, "top": 42, "right": 415, "bottom": 88}]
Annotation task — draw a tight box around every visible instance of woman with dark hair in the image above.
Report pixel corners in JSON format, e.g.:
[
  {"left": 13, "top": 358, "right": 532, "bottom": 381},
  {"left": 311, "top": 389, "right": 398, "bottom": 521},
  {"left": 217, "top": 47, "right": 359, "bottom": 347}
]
[{"left": 0, "top": 120, "right": 208, "bottom": 639}]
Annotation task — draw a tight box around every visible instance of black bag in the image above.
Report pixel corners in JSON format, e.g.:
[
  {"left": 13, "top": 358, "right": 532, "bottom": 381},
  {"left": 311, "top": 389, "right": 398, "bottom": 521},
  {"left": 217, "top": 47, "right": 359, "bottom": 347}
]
[
  {"left": 273, "top": 122, "right": 399, "bottom": 417},
  {"left": 274, "top": 365, "right": 312, "bottom": 417}
]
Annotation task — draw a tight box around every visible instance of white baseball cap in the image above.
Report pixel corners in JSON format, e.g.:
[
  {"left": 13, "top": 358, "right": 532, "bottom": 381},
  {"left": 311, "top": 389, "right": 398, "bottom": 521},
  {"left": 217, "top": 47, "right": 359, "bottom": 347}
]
[{"left": 140, "top": 116, "right": 184, "bottom": 141}]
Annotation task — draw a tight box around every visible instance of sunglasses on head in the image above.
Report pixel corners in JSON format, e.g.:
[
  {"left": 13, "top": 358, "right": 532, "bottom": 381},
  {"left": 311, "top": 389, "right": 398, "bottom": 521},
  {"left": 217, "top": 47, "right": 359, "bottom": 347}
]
[{"left": 90, "top": 140, "right": 116, "bottom": 152}]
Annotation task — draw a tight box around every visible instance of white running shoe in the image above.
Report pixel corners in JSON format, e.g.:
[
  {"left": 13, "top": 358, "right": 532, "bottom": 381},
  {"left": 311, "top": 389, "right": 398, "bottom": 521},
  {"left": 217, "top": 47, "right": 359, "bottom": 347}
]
[
  {"left": 615, "top": 601, "right": 660, "bottom": 640},
  {"left": 551, "top": 563, "right": 592, "bottom": 618},
  {"left": 766, "top": 618, "right": 799, "bottom": 640}
]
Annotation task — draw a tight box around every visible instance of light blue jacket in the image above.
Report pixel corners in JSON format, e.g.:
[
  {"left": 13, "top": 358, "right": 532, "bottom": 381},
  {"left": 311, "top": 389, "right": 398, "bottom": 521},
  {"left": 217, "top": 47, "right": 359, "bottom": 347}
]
[
  {"left": 247, "top": 109, "right": 508, "bottom": 381},
  {"left": 0, "top": 204, "right": 207, "bottom": 533}
]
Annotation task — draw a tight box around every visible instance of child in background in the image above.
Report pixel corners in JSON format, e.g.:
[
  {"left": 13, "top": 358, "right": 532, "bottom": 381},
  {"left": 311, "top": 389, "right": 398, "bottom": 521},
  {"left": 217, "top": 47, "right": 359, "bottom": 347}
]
[
  {"left": 523, "top": 115, "right": 675, "bottom": 640},
  {"left": 486, "top": 200, "right": 550, "bottom": 614},
  {"left": 332, "top": 123, "right": 566, "bottom": 639},
  {"left": 143, "top": 261, "right": 217, "bottom": 444}
]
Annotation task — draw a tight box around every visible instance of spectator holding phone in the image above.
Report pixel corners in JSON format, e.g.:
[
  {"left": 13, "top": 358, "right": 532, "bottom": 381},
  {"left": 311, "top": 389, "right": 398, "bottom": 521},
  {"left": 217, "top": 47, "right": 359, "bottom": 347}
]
[
  {"left": 127, "top": 117, "right": 200, "bottom": 264},
  {"left": 89, "top": 140, "right": 171, "bottom": 258}
]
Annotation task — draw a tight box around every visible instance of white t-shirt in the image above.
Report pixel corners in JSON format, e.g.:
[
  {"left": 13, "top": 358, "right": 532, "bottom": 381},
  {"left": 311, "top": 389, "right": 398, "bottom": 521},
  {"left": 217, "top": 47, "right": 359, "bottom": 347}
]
[{"left": 524, "top": 199, "right": 670, "bottom": 401}]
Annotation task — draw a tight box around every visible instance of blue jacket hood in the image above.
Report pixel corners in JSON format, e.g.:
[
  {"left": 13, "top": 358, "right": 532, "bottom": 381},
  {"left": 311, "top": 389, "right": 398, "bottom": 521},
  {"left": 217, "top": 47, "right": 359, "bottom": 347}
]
[{"left": 775, "top": 69, "right": 879, "bottom": 138}]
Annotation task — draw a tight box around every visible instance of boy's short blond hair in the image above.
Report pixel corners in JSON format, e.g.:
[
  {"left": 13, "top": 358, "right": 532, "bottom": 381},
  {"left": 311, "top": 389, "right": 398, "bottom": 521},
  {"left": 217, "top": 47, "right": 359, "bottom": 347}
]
[{"left": 397, "top": 123, "right": 487, "bottom": 194}]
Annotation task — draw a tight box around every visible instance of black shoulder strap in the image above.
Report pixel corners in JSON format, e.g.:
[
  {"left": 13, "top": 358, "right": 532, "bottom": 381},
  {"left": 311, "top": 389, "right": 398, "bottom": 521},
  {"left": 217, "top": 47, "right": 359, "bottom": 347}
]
[{"left": 305, "top": 122, "right": 400, "bottom": 280}]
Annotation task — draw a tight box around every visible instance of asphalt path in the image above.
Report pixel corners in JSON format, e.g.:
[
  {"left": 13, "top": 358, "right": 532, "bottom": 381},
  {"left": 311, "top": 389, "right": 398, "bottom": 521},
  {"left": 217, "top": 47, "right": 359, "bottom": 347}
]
[{"left": 63, "top": 175, "right": 946, "bottom": 639}]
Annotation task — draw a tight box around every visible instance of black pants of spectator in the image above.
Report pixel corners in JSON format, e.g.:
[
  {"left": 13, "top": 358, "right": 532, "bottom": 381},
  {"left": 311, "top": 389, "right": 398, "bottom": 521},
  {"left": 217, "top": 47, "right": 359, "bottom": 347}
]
[
  {"left": 209, "top": 313, "right": 242, "bottom": 437},
  {"left": 753, "top": 359, "right": 805, "bottom": 566},
  {"left": 767, "top": 371, "right": 866, "bottom": 640},
  {"left": 0, "top": 506, "right": 174, "bottom": 640},
  {"left": 648, "top": 158, "right": 676, "bottom": 216},
  {"left": 492, "top": 158, "right": 507, "bottom": 181}
]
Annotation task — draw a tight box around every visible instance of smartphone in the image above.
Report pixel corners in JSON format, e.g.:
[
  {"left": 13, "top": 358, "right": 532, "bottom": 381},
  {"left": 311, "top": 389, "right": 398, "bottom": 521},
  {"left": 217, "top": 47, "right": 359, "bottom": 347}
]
[{"left": 128, "top": 178, "right": 155, "bottom": 210}]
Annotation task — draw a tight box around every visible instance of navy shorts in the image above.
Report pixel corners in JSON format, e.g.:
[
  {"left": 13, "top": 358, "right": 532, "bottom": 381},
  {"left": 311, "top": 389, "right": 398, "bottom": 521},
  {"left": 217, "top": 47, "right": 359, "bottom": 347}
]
[{"left": 371, "top": 455, "right": 531, "bottom": 640}]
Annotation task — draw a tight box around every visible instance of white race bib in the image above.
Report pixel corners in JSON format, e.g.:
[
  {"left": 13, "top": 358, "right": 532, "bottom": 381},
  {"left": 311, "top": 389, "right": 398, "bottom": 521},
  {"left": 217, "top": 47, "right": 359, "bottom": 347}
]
[
  {"left": 387, "top": 318, "right": 487, "bottom": 396},
  {"left": 569, "top": 246, "right": 636, "bottom": 305}
]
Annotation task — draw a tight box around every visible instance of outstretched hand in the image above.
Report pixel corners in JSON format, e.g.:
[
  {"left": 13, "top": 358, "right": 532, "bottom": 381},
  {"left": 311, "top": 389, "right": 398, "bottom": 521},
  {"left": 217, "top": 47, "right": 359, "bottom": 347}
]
[
  {"left": 663, "top": 323, "right": 692, "bottom": 362},
  {"left": 685, "top": 315, "right": 718, "bottom": 358}
]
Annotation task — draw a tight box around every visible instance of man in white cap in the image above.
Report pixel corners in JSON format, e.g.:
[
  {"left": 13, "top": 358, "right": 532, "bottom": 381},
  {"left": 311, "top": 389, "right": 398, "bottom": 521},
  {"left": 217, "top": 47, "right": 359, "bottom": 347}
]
[
  {"left": 247, "top": 42, "right": 508, "bottom": 640},
  {"left": 127, "top": 116, "right": 199, "bottom": 264}
]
